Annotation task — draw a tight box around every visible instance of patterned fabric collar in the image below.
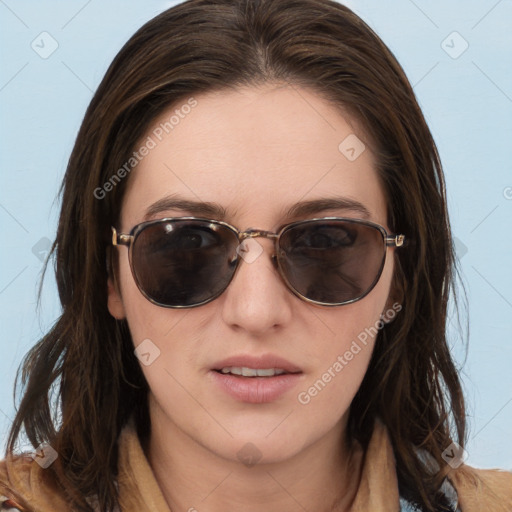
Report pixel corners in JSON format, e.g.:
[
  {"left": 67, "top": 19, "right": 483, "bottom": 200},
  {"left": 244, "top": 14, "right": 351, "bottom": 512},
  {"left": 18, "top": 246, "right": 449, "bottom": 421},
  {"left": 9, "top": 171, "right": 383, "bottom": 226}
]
[
  {"left": 397, "top": 446, "right": 461, "bottom": 511},
  {"left": 399, "top": 476, "right": 460, "bottom": 511}
]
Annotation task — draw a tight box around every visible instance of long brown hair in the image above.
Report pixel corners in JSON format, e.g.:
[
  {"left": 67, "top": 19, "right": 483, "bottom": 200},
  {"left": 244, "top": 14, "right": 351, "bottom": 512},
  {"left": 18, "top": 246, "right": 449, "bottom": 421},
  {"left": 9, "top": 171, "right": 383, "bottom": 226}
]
[{"left": 6, "top": 0, "right": 466, "bottom": 510}]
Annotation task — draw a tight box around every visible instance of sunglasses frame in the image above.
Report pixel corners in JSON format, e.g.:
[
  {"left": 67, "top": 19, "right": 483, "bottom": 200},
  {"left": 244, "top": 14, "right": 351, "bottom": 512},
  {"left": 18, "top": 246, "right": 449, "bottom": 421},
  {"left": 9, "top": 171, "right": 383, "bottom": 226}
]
[{"left": 112, "top": 216, "right": 405, "bottom": 308}]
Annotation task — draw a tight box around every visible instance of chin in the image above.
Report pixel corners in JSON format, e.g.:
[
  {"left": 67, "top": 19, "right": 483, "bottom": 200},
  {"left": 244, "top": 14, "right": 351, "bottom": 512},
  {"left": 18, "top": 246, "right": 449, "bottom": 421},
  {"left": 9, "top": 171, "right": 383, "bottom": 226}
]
[{"left": 207, "top": 431, "right": 310, "bottom": 467}]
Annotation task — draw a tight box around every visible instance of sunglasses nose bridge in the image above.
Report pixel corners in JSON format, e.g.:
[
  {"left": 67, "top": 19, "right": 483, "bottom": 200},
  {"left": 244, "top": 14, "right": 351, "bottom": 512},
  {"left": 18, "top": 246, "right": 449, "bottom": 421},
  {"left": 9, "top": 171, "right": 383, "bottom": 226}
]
[
  {"left": 238, "top": 229, "right": 280, "bottom": 263},
  {"left": 239, "top": 229, "right": 279, "bottom": 242}
]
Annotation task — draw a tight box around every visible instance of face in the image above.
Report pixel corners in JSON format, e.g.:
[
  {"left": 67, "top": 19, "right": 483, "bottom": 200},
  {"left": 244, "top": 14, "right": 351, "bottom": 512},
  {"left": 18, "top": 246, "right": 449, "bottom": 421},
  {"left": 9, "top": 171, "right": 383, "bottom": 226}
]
[{"left": 108, "top": 82, "right": 398, "bottom": 465}]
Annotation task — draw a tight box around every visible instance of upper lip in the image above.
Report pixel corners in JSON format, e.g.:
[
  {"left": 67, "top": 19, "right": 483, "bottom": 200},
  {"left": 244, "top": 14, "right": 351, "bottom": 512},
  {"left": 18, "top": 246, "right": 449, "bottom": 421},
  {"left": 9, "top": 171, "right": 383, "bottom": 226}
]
[{"left": 211, "top": 354, "right": 302, "bottom": 373}]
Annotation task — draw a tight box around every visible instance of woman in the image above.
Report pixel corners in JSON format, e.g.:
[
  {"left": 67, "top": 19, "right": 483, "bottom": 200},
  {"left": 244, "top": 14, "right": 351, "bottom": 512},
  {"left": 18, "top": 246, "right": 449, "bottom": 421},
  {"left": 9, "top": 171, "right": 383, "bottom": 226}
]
[{"left": 1, "top": 0, "right": 511, "bottom": 510}]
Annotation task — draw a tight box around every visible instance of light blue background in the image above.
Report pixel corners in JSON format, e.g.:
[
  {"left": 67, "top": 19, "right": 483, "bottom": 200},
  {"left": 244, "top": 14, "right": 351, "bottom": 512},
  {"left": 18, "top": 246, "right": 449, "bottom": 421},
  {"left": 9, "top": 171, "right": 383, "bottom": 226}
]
[{"left": 1, "top": 0, "right": 511, "bottom": 470}]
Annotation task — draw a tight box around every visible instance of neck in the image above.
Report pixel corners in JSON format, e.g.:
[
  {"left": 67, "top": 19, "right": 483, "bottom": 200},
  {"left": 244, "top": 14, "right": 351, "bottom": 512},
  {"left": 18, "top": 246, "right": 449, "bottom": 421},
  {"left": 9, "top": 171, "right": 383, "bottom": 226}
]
[{"left": 145, "top": 404, "right": 363, "bottom": 512}]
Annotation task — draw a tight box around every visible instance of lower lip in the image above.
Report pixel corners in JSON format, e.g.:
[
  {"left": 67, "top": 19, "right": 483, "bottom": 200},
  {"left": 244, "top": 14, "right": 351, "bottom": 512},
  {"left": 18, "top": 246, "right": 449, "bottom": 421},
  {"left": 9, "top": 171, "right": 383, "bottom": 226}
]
[{"left": 209, "top": 371, "right": 303, "bottom": 403}]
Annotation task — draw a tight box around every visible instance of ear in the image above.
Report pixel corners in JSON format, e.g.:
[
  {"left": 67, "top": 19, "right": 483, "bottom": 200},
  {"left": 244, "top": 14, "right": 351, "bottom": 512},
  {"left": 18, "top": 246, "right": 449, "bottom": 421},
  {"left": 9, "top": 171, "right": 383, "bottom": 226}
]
[
  {"left": 107, "top": 276, "right": 126, "bottom": 319},
  {"left": 106, "top": 247, "right": 126, "bottom": 319}
]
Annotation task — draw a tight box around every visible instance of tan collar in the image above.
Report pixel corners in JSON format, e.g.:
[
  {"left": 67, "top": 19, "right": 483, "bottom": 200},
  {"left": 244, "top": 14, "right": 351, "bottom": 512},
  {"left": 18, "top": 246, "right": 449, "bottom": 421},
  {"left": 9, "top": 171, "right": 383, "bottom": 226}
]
[
  {"left": 3, "top": 419, "right": 511, "bottom": 511},
  {"left": 115, "top": 419, "right": 400, "bottom": 511},
  {"left": 115, "top": 420, "right": 512, "bottom": 511},
  {"left": 116, "top": 420, "right": 171, "bottom": 511}
]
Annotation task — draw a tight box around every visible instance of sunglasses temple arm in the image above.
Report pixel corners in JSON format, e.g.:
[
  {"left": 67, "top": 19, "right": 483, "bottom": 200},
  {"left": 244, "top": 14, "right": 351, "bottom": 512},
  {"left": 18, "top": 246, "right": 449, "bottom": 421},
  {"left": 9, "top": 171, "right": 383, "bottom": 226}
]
[
  {"left": 111, "top": 227, "right": 133, "bottom": 247},
  {"left": 385, "top": 234, "right": 405, "bottom": 247}
]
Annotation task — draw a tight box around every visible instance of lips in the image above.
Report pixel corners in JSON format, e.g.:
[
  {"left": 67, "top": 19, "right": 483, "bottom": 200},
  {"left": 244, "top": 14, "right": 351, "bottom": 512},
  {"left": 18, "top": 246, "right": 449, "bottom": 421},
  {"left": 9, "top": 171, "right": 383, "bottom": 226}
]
[{"left": 209, "top": 354, "right": 303, "bottom": 403}]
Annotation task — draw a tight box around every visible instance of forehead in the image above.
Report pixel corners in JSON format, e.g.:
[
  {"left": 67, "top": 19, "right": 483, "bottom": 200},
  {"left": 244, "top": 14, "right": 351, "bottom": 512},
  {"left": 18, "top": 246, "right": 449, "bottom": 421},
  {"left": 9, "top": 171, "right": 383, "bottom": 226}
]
[{"left": 120, "top": 83, "right": 388, "bottom": 230}]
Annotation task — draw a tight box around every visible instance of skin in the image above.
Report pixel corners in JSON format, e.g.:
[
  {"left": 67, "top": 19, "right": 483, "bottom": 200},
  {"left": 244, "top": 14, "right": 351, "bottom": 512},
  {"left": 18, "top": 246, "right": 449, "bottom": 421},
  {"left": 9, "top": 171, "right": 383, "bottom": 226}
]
[{"left": 108, "top": 82, "right": 399, "bottom": 512}]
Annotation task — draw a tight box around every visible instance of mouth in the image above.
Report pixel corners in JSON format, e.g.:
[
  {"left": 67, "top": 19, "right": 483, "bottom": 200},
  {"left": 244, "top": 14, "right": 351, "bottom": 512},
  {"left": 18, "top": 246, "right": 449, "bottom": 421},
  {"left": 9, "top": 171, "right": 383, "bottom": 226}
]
[
  {"left": 210, "top": 355, "right": 304, "bottom": 403},
  {"left": 215, "top": 366, "right": 297, "bottom": 377}
]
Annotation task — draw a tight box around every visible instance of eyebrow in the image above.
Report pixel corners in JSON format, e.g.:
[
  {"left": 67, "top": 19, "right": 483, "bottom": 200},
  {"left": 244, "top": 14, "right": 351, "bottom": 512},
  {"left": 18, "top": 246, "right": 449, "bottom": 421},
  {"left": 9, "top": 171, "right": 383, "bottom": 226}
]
[{"left": 143, "top": 194, "right": 371, "bottom": 223}]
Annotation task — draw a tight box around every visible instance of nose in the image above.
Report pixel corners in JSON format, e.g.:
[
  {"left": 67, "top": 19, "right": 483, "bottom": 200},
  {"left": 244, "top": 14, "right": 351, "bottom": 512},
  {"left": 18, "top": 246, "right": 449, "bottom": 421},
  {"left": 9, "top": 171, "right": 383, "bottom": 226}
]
[{"left": 220, "top": 235, "right": 293, "bottom": 334}]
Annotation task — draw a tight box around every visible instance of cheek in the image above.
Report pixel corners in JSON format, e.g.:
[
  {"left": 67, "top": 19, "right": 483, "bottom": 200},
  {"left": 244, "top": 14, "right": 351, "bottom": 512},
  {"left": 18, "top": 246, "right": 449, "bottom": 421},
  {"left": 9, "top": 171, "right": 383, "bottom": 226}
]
[
  {"left": 298, "top": 304, "right": 379, "bottom": 404},
  {"left": 116, "top": 252, "right": 164, "bottom": 342},
  {"left": 115, "top": 251, "right": 206, "bottom": 396},
  {"left": 296, "top": 337, "right": 374, "bottom": 417},
  {"left": 297, "top": 253, "right": 396, "bottom": 410},
  {"left": 312, "top": 256, "right": 394, "bottom": 361}
]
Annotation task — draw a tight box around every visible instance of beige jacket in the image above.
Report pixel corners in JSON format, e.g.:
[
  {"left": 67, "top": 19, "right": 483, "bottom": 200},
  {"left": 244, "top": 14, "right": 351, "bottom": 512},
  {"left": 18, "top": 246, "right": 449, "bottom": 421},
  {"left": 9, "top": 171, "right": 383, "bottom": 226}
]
[{"left": 1, "top": 420, "right": 511, "bottom": 511}]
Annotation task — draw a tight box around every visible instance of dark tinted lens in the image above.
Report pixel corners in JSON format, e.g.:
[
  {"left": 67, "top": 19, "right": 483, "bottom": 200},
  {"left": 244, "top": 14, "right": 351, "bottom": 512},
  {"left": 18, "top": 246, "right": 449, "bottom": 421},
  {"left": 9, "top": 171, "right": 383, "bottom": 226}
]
[
  {"left": 278, "top": 220, "right": 385, "bottom": 304},
  {"left": 131, "top": 220, "right": 239, "bottom": 306}
]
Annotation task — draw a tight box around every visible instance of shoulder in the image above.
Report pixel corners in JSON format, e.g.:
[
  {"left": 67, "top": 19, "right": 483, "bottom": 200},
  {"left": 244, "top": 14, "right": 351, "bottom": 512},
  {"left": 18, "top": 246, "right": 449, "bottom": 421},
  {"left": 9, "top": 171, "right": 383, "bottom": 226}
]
[
  {"left": 0, "top": 454, "right": 69, "bottom": 511},
  {"left": 0, "top": 454, "right": 35, "bottom": 510},
  {"left": 450, "top": 464, "right": 512, "bottom": 511}
]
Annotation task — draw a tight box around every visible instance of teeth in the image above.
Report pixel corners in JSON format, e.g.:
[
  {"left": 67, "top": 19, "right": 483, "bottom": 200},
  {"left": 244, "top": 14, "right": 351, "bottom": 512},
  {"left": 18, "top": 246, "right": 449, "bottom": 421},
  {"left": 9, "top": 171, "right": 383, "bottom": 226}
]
[{"left": 220, "top": 367, "right": 286, "bottom": 377}]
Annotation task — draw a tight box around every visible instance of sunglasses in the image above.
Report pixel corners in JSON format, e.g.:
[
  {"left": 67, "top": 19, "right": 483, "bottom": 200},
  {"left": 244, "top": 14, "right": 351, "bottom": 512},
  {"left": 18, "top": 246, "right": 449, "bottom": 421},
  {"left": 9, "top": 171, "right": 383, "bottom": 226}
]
[{"left": 111, "top": 216, "right": 405, "bottom": 308}]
